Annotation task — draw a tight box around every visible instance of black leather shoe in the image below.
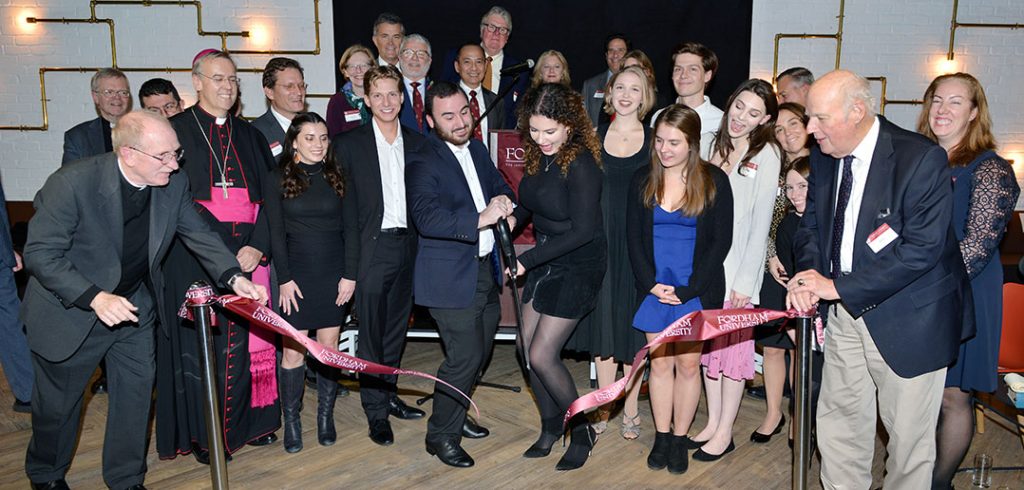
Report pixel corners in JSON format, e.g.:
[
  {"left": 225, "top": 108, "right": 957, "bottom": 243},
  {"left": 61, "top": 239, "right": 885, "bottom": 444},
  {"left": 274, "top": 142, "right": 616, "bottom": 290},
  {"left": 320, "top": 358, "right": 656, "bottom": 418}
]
[
  {"left": 190, "top": 444, "right": 232, "bottom": 465},
  {"left": 746, "top": 385, "right": 765, "bottom": 399},
  {"left": 122, "top": 485, "right": 147, "bottom": 490},
  {"left": 91, "top": 376, "right": 107, "bottom": 395},
  {"left": 388, "top": 397, "right": 425, "bottom": 420},
  {"left": 692, "top": 440, "right": 735, "bottom": 462},
  {"left": 368, "top": 419, "right": 394, "bottom": 446},
  {"left": 750, "top": 414, "right": 786, "bottom": 444},
  {"left": 247, "top": 433, "right": 277, "bottom": 446},
  {"left": 31, "top": 479, "right": 70, "bottom": 490},
  {"left": 462, "top": 419, "right": 489, "bottom": 439},
  {"left": 12, "top": 399, "right": 30, "bottom": 413},
  {"left": 425, "top": 439, "right": 474, "bottom": 467}
]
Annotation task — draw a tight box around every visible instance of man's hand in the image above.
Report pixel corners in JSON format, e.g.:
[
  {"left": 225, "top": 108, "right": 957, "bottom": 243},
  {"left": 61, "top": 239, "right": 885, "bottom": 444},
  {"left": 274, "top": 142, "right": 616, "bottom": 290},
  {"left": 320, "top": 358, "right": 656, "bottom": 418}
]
[
  {"left": 785, "top": 269, "right": 837, "bottom": 313},
  {"left": 651, "top": 283, "right": 681, "bottom": 305},
  {"left": 478, "top": 195, "right": 513, "bottom": 228},
  {"left": 13, "top": 251, "right": 22, "bottom": 272},
  {"left": 91, "top": 291, "right": 139, "bottom": 326},
  {"left": 232, "top": 276, "right": 269, "bottom": 304},
  {"left": 336, "top": 278, "right": 356, "bottom": 306},
  {"left": 236, "top": 246, "right": 263, "bottom": 273}
]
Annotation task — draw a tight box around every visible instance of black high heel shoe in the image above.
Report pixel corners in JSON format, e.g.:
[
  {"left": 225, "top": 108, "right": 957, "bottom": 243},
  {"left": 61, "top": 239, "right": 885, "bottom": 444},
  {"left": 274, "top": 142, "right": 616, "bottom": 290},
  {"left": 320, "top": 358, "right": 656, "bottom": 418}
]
[
  {"left": 523, "top": 417, "right": 563, "bottom": 458},
  {"left": 555, "top": 419, "right": 596, "bottom": 471},
  {"left": 750, "top": 414, "right": 786, "bottom": 443}
]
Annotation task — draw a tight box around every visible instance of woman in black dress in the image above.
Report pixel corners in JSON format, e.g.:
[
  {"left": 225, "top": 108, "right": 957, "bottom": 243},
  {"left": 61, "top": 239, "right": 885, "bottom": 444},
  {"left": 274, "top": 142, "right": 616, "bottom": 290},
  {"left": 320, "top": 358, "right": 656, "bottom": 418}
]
[
  {"left": 510, "top": 83, "right": 606, "bottom": 471},
  {"left": 264, "top": 112, "right": 349, "bottom": 453}
]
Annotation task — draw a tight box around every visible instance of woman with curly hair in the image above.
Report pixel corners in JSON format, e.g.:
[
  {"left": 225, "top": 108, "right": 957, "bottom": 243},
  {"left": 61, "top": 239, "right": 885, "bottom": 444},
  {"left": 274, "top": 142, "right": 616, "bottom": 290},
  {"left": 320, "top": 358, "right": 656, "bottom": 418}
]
[
  {"left": 263, "top": 112, "right": 349, "bottom": 453},
  {"left": 510, "top": 82, "right": 606, "bottom": 471}
]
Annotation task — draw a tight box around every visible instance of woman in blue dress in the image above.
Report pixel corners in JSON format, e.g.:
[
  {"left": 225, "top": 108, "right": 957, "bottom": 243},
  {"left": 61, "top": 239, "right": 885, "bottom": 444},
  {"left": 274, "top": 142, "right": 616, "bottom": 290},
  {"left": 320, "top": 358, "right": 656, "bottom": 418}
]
[
  {"left": 917, "top": 73, "right": 1019, "bottom": 488},
  {"left": 627, "top": 105, "right": 733, "bottom": 474}
]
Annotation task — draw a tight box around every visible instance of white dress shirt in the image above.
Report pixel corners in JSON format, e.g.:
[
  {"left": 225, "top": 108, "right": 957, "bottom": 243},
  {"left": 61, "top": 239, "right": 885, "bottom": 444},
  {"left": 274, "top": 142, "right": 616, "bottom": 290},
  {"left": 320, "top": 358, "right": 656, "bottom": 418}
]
[
  {"left": 650, "top": 96, "right": 724, "bottom": 136},
  {"left": 459, "top": 80, "right": 490, "bottom": 147},
  {"left": 372, "top": 119, "right": 407, "bottom": 229},
  {"left": 446, "top": 141, "right": 494, "bottom": 257},
  {"left": 270, "top": 106, "right": 291, "bottom": 134},
  {"left": 836, "top": 116, "right": 881, "bottom": 273}
]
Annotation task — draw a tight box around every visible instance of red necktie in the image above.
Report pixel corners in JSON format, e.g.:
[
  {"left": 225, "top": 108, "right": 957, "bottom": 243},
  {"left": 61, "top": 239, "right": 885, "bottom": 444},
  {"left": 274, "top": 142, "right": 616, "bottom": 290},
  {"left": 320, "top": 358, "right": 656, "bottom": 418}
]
[
  {"left": 411, "top": 81, "right": 424, "bottom": 131},
  {"left": 469, "top": 90, "right": 483, "bottom": 142}
]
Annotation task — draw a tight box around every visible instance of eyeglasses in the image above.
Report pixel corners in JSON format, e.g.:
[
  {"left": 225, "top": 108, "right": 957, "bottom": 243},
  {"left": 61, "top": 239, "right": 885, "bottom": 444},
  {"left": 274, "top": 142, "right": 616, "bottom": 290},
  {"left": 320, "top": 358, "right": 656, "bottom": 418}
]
[
  {"left": 277, "top": 82, "right": 308, "bottom": 91},
  {"left": 401, "top": 49, "right": 431, "bottom": 60},
  {"left": 345, "top": 63, "right": 372, "bottom": 72},
  {"left": 197, "top": 72, "right": 241, "bottom": 86},
  {"left": 481, "top": 23, "right": 510, "bottom": 36},
  {"left": 94, "top": 89, "right": 131, "bottom": 98},
  {"left": 145, "top": 102, "right": 181, "bottom": 114},
  {"left": 129, "top": 146, "right": 184, "bottom": 163}
]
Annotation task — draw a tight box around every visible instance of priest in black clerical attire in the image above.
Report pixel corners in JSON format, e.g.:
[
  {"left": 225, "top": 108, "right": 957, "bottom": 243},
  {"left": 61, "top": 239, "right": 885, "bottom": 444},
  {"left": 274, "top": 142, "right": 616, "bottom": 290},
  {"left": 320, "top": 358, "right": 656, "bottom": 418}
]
[{"left": 156, "top": 49, "right": 280, "bottom": 463}]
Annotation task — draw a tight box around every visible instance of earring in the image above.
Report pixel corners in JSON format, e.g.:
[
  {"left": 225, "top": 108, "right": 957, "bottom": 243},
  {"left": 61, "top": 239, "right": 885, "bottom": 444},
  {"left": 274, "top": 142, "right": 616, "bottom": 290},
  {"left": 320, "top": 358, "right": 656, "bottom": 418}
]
[{"left": 293, "top": 153, "right": 301, "bottom": 164}]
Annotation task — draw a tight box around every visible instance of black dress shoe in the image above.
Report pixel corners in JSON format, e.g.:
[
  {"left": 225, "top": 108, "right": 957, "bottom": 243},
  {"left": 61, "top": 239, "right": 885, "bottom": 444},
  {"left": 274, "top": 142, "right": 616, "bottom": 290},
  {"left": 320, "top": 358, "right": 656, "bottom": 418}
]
[
  {"left": 692, "top": 440, "right": 735, "bottom": 462},
  {"left": 91, "top": 376, "right": 107, "bottom": 395},
  {"left": 368, "top": 419, "right": 394, "bottom": 446},
  {"left": 191, "top": 445, "right": 232, "bottom": 465},
  {"left": 425, "top": 438, "right": 474, "bottom": 467},
  {"left": 12, "top": 399, "right": 31, "bottom": 413},
  {"left": 750, "top": 414, "right": 786, "bottom": 443},
  {"left": 122, "top": 485, "right": 147, "bottom": 490},
  {"left": 746, "top": 385, "right": 766, "bottom": 399},
  {"left": 388, "top": 397, "right": 425, "bottom": 420},
  {"left": 31, "top": 479, "right": 70, "bottom": 490},
  {"left": 247, "top": 433, "right": 278, "bottom": 446},
  {"left": 462, "top": 419, "right": 489, "bottom": 439}
]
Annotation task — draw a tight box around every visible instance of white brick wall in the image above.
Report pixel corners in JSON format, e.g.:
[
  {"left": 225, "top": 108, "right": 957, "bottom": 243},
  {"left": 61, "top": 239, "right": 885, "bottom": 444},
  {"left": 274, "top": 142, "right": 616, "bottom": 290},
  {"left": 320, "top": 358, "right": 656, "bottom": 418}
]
[
  {"left": 750, "top": 0, "right": 1024, "bottom": 173},
  {"left": 0, "top": 0, "right": 335, "bottom": 200}
]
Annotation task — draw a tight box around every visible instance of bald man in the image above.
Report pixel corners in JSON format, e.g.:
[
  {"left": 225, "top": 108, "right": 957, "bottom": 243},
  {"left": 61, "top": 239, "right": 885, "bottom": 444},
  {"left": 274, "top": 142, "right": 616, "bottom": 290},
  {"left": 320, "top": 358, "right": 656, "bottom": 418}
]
[{"left": 786, "top": 70, "right": 970, "bottom": 489}]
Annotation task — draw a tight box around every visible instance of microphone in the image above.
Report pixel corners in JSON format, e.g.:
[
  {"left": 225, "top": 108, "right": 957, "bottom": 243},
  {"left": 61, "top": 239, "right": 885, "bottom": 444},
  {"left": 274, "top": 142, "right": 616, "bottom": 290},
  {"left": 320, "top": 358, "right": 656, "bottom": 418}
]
[{"left": 499, "top": 59, "right": 535, "bottom": 76}]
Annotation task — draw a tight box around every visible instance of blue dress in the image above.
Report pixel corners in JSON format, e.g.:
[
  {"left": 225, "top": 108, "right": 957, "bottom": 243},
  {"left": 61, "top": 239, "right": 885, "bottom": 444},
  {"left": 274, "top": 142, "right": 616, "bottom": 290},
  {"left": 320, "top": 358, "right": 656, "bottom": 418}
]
[
  {"left": 946, "top": 151, "right": 1019, "bottom": 392},
  {"left": 632, "top": 206, "right": 703, "bottom": 333}
]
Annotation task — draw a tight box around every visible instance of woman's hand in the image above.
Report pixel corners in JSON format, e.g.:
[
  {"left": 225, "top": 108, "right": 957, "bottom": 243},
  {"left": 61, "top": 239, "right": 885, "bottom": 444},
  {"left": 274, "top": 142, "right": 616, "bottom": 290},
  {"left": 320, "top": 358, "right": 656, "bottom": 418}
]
[
  {"left": 768, "top": 255, "right": 788, "bottom": 286},
  {"left": 279, "top": 280, "right": 303, "bottom": 315},
  {"left": 504, "top": 259, "right": 526, "bottom": 279},
  {"left": 729, "top": 290, "right": 751, "bottom": 308},
  {"left": 650, "top": 283, "right": 682, "bottom": 305},
  {"left": 336, "top": 278, "right": 356, "bottom": 306}
]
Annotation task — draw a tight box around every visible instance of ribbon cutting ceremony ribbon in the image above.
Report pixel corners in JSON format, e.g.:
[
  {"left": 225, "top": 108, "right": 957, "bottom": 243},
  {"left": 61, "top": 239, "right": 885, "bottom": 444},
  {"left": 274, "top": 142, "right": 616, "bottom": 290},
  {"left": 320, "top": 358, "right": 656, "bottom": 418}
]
[
  {"left": 180, "top": 283, "right": 480, "bottom": 418},
  {"left": 563, "top": 307, "right": 813, "bottom": 427}
]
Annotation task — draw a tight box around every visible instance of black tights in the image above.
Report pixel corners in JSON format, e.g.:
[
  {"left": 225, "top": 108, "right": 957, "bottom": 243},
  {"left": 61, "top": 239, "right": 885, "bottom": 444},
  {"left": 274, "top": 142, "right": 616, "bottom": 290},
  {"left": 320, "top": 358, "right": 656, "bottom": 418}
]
[
  {"left": 931, "top": 387, "right": 974, "bottom": 489},
  {"left": 521, "top": 301, "right": 581, "bottom": 422}
]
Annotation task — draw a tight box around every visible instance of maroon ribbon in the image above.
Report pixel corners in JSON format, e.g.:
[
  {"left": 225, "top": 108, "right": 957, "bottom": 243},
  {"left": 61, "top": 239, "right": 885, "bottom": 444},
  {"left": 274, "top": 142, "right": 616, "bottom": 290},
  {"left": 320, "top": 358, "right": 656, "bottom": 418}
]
[
  {"left": 563, "top": 307, "right": 810, "bottom": 427},
  {"left": 180, "top": 285, "right": 479, "bottom": 417}
]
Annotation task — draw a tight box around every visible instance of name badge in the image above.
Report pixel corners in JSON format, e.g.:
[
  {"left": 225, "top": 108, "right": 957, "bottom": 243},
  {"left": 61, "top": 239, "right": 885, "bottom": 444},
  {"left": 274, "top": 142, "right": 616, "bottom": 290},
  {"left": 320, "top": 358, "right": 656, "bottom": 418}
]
[
  {"left": 739, "top": 161, "right": 758, "bottom": 178},
  {"left": 344, "top": 110, "right": 361, "bottom": 122},
  {"left": 269, "top": 141, "right": 283, "bottom": 157},
  {"left": 867, "top": 223, "right": 899, "bottom": 253},
  {"left": 594, "top": 90, "right": 604, "bottom": 99}
]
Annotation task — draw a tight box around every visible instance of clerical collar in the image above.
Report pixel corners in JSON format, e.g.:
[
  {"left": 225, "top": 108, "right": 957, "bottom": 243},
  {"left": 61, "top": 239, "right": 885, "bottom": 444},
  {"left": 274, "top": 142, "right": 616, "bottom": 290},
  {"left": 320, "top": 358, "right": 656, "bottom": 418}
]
[
  {"left": 193, "top": 105, "right": 229, "bottom": 126},
  {"left": 116, "top": 157, "right": 147, "bottom": 190}
]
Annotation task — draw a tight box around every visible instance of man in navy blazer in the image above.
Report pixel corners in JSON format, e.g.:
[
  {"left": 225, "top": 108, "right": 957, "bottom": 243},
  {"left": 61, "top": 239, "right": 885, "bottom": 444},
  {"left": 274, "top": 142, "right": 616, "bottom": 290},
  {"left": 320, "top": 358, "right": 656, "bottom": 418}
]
[
  {"left": 406, "top": 82, "right": 514, "bottom": 468},
  {"left": 62, "top": 68, "right": 132, "bottom": 165},
  {"left": 786, "top": 70, "right": 971, "bottom": 489},
  {"left": 398, "top": 34, "right": 432, "bottom": 135}
]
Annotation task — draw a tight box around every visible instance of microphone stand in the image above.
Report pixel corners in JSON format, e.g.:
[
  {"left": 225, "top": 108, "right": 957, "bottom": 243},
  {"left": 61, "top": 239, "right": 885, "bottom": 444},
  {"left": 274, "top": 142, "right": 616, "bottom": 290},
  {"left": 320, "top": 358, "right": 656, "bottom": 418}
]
[{"left": 474, "top": 69, "right": 526, "bottom": 129}]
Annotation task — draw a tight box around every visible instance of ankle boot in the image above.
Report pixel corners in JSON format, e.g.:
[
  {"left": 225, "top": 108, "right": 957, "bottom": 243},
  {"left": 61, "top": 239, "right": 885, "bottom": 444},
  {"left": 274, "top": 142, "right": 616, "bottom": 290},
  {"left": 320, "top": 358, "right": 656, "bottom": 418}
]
[
  {"left": 648, "top": 431, "right": 671, "bottom": 470},
  {"left": 555, "top": 415, "right": 596, "bottom": 471},
  {"left": 280, "top": 366, "right": 305, "bottom": 453},
  {"left": 667, "top": 434, "right": 689, "bottom": 474},
  {"left": 523, "top": 416, "right": 564, "bottom": 458},
  {"left": 316, "top": 364, "right": 339, "bottom": 446}
]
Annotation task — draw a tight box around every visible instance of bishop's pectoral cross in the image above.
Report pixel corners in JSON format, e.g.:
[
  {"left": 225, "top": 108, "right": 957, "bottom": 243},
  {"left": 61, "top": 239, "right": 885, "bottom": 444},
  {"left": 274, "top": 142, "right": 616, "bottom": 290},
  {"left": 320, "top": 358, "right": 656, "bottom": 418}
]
[{"left": 214, "top": 179, "right": 234, "bottom": 198}]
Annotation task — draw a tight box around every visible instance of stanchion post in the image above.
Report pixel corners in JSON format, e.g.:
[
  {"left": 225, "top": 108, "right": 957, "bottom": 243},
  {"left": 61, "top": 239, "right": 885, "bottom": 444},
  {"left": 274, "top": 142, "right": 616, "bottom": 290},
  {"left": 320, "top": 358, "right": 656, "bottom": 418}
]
[
  {"left": 792, "top": 315, "right": 813, "bottom": 490},
  {"left": 187, "top": 281, "right": 229, "bottom": 490}
]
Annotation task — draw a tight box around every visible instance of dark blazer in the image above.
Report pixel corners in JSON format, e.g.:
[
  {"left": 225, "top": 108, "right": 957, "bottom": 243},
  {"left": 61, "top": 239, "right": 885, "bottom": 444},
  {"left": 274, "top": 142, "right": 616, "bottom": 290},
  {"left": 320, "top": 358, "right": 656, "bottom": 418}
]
[
  {"left": 406, "top": 135, "right": 514, "bottom": 309},
  {"left": 626, "top": 164, "right": 733, "bottom": 309},
  {"left": 0, "top": 177, "right": 15, "bottom": 269},
  {"left": 441, "top": 49, "right": 528, "bottom": 129},
  {"left": 20, "top": 153, "right": 239, "bottom": 362},
  {"left": 62, "top": 117, "right": 107, "bottom": 165},
  {"left": 581, "top": 71, "right": 611, "bottom": 128},
  {"left": 251, "top": 109, "right": 287, "bottom": 156},
  {"left": 794, "top": 116, "right": 972, "bottom": 378},
  {"left": 400, "top": 78, "right": 430, "bottom": 135},
  {"left": 480, "top": 88, "right": 506, "bottom": 133},
  {"left": 334, "top": 122, "right": 425, "bottom": 283}
]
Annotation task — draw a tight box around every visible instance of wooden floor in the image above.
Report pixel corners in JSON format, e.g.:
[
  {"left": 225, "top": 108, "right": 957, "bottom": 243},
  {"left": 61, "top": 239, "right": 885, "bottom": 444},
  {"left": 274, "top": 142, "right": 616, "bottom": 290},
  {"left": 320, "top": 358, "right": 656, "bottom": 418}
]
[{"left": 1, "top": 340, "right": 1022, "bottom": 489}]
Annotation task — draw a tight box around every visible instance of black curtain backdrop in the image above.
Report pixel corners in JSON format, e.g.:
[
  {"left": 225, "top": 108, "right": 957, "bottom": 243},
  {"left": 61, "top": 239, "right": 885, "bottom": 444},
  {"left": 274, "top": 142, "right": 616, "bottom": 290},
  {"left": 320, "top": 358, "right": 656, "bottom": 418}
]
[{"left": 332, "top": 0, "right": 752, "bottom": 114}]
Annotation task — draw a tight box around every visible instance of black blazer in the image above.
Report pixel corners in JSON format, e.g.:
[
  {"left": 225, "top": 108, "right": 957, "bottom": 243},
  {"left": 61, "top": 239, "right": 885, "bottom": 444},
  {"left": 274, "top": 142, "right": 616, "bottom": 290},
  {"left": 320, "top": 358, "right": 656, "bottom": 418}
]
[
  {"left": 481, "top": 88, "right": 506, "bottom": 132},
  {"left": 794, "top": 116, "right": 972, "bottom": 377},
  {"left": 251, "top": 109, "right": 287, "bottom": 154},
  {"left": 334, "top": 122, "right": 425, "bottom": 282},
  {"left": 61, "top": 117, "right": 106, "bottom": 165},
  {"left": 626, "top": 163, "right": 733, "bottom": 309}
]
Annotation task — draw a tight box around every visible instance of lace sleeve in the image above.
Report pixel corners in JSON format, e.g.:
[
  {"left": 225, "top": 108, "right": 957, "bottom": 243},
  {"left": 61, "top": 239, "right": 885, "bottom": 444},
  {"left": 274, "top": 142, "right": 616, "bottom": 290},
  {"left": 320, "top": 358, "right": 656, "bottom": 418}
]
[{"left": 961, "top": 158, "right": 1020, "bottom": 279}]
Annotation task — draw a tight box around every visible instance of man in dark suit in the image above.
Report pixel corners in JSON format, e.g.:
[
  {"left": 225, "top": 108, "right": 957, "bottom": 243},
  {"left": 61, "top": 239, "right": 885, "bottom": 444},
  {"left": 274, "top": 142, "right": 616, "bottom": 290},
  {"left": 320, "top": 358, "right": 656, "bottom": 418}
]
[
  {"left": 253, "top": 57, "right": 307, "bottom": 159},
  {"left": 334, "top": 65, "right": 426, "bottom": 447},
  {"left": 21, "top": 111, "right": 266, "bottom": 490},
  {"left": 440, "top": 6, "right": 528, "bottom": 129},
  {"left": 581, "top": 34, "right": 630, "bottom": 127},
  {"left": 398, "top": 34, "right": 432, "bottom": 135},
  {"left": 371, "top": 12, "right": 404, "bottom": 68},
  {"left": 406, "top": 81, "right": 514, "bottom": 467},
  {"left": 786, "top": 70, "right": 970, "bottom": 489},
  {"left": 453, "top": 43, "right": 505, "bottom": 150},
  {"left": 62, "top": 68, "right": 131, "bottom": 165},
  {"left": 0, "top": 177, "right": 32, "bottom": 414}
]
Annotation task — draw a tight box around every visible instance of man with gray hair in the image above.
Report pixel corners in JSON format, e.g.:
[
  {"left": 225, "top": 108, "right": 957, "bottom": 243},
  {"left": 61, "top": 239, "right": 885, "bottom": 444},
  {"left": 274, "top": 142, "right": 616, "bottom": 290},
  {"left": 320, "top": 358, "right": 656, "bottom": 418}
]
[
  {"left": 775, "top": 66, "right": 814, "bottom": 106},
  {"left": 399, "top": 34, "right": 432, "bottom": 135},
  {"left": 786, "top": 69, "right": 970, "bottom": 489},
  {"left": 62, "top": 67, "right": 132, "bottom": 165},
  {"left": 372, "top": 12, "right": 404, "bottom": 68}
]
